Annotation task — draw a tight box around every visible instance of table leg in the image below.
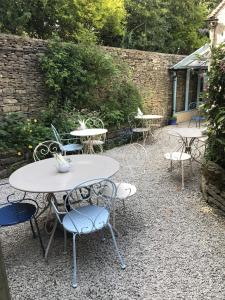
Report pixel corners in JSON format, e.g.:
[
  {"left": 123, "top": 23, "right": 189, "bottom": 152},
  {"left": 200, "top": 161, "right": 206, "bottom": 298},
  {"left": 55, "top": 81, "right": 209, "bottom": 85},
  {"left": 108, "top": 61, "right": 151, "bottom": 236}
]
[{"left": 45, "top": 218, "right": 58, "bottom": 261}]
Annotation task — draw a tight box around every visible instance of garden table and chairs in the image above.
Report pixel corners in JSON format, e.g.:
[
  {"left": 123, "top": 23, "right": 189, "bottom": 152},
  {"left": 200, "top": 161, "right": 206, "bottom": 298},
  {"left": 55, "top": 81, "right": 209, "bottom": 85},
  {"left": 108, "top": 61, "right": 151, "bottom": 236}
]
[
  {"left": 9, "top": 155, "right": 120, "bottom": 260},
  {"left": 51, "top": 124, "right": 83, "bottom": 154},
  {"left": 168, "top": 127, "right": 203, "bottom": 158},
  {"left": 129, "top": 111, "right": 163, "bottom": 143},
  {"left": 70, "top": 128, "right": 107, "bottom": 154}
]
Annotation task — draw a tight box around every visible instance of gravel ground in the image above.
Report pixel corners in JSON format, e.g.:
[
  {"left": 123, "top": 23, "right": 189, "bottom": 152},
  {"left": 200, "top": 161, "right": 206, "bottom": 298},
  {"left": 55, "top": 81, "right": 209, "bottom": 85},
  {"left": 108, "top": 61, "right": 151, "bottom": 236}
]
[{"left": 1, "top": 124, "right": 225, "bottom": 300}]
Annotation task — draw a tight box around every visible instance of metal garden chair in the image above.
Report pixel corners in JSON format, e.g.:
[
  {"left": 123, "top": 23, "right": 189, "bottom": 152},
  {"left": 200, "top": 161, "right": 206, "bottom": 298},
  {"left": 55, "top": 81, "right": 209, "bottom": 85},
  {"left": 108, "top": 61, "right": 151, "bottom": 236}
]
[
  {"left": 163, "top": 131, "right": 192, "bottom": 189},
  {"left": 188, "top": 102, "right": 206, "bottom": 127},
  {"left": 128, "top": 112, "right": 150, "bottom": 144},
  {"left": 51, "top": 124, "right": 83, "bottom": 154},
  {"left": 50, "top": 178, "right": 126, "bottom": 288},
  {"left": 83, "top": 117, "right": 106, "bottom": 153},
  {"left": 109, "top": 143, "right": 148, "bottom": 229},
  {"left": 33, "top": 140, "right": 64, "bottom": 161},
  {"left": 0, "top": 183, "right": 45, "bottom": 256}
]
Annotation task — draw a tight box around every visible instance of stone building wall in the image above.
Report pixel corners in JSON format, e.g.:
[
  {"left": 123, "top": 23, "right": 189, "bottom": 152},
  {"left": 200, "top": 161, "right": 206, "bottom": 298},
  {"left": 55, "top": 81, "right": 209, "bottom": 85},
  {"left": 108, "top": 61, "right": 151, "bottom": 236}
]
[
  {"left": 0, "top": 34, "right": 187, "bottom": 118},
  {"left": 104, "top": 46, "right": 186, "bottom": 117},
  {"left": 0, "top": 34, "right": 47, "bottom": 115},
  {"left": 0, "top": 34, "right": 193, "bottom": 179}
]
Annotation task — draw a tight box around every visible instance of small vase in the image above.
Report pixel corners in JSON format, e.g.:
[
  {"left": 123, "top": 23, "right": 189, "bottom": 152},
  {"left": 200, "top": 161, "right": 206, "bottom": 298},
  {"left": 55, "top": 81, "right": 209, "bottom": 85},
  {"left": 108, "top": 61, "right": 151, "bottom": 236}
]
[{"left": 57, "top": 162, "right": 70, "bottom": 173}]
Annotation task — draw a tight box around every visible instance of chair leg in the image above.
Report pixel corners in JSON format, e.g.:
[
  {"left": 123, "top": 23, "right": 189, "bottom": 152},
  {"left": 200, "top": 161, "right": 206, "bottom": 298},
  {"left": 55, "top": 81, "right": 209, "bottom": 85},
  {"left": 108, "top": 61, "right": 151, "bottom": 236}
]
[
  {"left": 99, "top": 229, "right": 105, "bottom": 242},
  {"left": 72, "top": 233, "right": 77, "bottom": 288},
  {"left": 188, "top": 119, "right": 191, "bottom": 127},
  {"left": 30, "top": 219, "right": 36, "bottom": 239},
  {"left": 181, "top": 161, "right": 184, "bottom": 189},
  {"left": 122, "top": 199, "right": 126, "bottom": 212},
  {"left": 33, "top": 217, "right": 45, "bottom": 257},
  {"left": 107, "top": 223, "right": 126, "bottom": 269},
  {"left": 63, "top": 229, "right": 67, "bottom": 254}
]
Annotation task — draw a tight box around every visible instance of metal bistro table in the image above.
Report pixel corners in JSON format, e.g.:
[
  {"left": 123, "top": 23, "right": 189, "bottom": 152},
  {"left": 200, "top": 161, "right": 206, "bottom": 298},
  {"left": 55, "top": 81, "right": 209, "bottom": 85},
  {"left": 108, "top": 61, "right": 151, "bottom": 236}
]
[
  {"left": 168, "top": 127, "right": 203, "bottom": 160},
  {"left": 135, "top": 114, "right": 163, "bottom": 141},
  {"left": 9, "top": 154, "right": 119, "bottom": 259},
  {"left": 70, "top": 128, "right": 108, "bottom": 154}
]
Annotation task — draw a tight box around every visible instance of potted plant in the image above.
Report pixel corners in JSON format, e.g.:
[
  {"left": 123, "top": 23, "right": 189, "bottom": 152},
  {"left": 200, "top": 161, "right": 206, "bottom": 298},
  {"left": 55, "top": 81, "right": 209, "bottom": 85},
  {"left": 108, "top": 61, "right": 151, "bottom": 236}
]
[{"left": 168, "top": 115, "right": 177, "bottom": 125}]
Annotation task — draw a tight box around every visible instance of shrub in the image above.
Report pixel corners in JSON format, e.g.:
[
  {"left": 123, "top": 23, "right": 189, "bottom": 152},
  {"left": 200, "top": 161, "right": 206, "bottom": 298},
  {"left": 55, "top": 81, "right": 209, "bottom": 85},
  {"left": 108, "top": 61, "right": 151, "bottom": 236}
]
[
  {"left": 40, "top": 37, "right": 142, "bottom": 127},
  {"left": 0, "top": 113, "right": 51, "bottom": 157},
  {"left": 204, "top": 45, "right": 225, "bottom": 168}
]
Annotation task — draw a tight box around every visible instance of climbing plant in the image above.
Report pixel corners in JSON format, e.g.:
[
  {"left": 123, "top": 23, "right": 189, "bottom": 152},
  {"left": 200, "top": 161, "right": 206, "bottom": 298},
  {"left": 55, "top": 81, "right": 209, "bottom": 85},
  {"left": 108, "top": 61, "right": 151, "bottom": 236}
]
[{"left": 204, "top": 45, "right": 225, "bottom": 168}]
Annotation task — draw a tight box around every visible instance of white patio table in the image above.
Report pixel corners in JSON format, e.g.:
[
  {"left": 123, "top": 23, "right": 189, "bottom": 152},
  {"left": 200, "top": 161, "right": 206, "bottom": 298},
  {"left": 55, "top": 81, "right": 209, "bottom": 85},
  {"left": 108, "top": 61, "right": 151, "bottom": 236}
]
[
  {"left": 9, "top": 154, "right": 119, "bottom": 258},
  {"left": 135, "top": 114, "right": 163, "bottom": 141},
  {"left": 70, "top": 128, "right": 108, "bottom": 154},
  {"left": 135, "top": 114, "right": 163, "bottom": 120}
]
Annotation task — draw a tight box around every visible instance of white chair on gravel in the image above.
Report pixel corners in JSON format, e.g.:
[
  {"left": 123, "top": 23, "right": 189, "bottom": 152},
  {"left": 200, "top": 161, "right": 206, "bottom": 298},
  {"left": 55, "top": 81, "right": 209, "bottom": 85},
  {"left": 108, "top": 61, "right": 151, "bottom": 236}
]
[
  {"left": 50, "top": 178, "right": 126, "bottom": 288},
  {"left": 164, "top": 131, "right": 192, "bottom": 189},
  {"left": 109, "top": 143, "right": 148, "bottom": 229}
]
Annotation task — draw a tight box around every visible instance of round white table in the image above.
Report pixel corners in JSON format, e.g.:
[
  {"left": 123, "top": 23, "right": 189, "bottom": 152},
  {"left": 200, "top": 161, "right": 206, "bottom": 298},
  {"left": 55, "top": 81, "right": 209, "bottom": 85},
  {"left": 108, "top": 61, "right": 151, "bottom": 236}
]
[
  {"left": 168, "top": 127, "right": 202, "bottom": 138},
  {"left": 9, "top": 154, "right": 119, "bottom": 193},
  {"left": 70, "top": 129, "right": 108, "bottom": 154},
  {"left": 135, "top": 114, "right": 163, "bottom": 120},
  {"left": 134, "top": 114, "right": 163, "bottom": 143}
]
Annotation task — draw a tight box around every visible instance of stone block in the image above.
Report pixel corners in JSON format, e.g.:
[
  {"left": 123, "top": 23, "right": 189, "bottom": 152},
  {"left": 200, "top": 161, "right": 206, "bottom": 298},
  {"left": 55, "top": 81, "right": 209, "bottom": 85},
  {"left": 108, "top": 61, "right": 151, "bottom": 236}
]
[{"left": 3, "top": 97, "right": 18, "bottom": 104}]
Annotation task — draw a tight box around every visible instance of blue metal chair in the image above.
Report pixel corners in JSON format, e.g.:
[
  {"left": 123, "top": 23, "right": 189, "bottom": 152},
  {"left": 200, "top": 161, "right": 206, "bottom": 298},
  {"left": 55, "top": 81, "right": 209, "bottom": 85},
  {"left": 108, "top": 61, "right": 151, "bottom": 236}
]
[
  {"left": 51, "top": 124, "right": 83, "bottom": 154},
  {"left": 0, "top": 184, "right": 45, "bottom": 256},
  {"left": 188, "top": 102, "right": 206, "bottom": 127},
  {"left": 50, "top": 178, "right": 126, "bottom": 288}
]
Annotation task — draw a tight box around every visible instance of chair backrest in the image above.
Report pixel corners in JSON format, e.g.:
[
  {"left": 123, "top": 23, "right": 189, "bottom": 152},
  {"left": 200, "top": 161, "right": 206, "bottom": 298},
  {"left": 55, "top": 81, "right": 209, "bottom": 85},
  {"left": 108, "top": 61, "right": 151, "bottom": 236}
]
[
  {"left": 33, "top": 140, "right": 64, "bottom": 161},
  {"left": 128, "top": 112, "right": 142, "bottom": 129},
  {"left": 85, "top": 117, "right": 104, "bottom": 129},
  {"left": 111, "top": 143, "right": 148, "bottom": 183},
  {"left": 189, "top": 102, "right": 197, "bottom": 110},
  {"left": 51, "top": 178, "right": 116, "bottom": 233},
  {"left": 163, "top": 130, "right": 187, "bottom": 160},
  {"left": 51, "top": 124, "right": 62, "bottom": 144}
]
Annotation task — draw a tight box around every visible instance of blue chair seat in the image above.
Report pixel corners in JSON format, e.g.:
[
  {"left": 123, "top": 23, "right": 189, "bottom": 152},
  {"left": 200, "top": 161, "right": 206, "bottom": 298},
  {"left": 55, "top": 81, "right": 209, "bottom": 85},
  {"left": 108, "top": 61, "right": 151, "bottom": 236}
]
[
  {"left": 63, "top": 205, "right": 109, "bottom": 234},
  {"left": 62, "top": 143, "right": 83, "bottom": 153},
  {"left": 192, "top": 116, "right": 205, "bottom": 121},
  {"left": 0, "top": 203, "right": 36, "bottom": 226}
]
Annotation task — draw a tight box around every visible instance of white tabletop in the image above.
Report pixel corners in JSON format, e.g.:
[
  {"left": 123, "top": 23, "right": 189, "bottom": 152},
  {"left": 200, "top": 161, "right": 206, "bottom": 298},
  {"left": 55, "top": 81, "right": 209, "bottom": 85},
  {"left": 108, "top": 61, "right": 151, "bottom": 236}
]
[
  {"left": 9, "top": 155, "right": 119, "bottom": 193},
  {"left": 168, "top": 127, "right": 203, "bottom": 138},
  {"left": 70, "top": 128, "right": 107, "bottom": 137},
  {"left": 135, "top": 114, "right": 163, "bottom": 120}
]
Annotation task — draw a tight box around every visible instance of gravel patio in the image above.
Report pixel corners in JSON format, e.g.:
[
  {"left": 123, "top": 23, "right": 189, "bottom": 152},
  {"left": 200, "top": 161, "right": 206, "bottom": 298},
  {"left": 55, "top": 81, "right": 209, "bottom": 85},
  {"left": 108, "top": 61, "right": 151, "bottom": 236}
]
[{"left": 1, "top": 124, "right": 225, "bottom": 300}]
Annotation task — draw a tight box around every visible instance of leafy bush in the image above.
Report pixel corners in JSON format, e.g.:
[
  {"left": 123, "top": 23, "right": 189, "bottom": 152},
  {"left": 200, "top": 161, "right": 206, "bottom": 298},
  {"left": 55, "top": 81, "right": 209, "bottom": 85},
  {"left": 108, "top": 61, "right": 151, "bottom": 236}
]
[
  {"left": 40, "top": 37, "right": 142, "bottom": 127},
  {"left": 204, "top": 45, "right": 225, "bottom": 168},
  {"left": 0, "top": 113, "right": 51, "bottom": 157}
]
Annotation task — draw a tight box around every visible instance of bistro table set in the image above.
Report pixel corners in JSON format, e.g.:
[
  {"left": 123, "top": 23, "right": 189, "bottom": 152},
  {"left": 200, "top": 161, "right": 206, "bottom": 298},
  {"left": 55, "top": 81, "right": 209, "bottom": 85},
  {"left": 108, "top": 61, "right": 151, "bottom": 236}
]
[{"left": 0, "top": 111, "right": 207, "bottom": 288}]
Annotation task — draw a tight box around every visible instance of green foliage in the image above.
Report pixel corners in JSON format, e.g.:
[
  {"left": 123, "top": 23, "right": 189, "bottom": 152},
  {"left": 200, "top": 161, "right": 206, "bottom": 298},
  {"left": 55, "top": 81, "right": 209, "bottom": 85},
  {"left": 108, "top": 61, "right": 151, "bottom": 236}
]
[
  {"left": 0, "top": 113, "right": 51, "bottom": 156},
  {"left": 0, "top": 0, "right": 126, "bottom": 45},
  {"left": 40, "top": 38, "right": 142, "bottom": 127},
  {"left": 204, "top": 45, "right": 225, "bottom": 168},
  {"left": 123, "top": 0, "right": 209, "bottom": 54}
]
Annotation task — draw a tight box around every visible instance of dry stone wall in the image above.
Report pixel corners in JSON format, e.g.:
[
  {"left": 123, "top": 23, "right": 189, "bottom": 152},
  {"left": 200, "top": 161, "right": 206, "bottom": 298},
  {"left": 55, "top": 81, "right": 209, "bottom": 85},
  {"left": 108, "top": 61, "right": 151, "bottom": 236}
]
[
  {"left": 104, "top": 46, "right": 186, "bottom": 118},
  {"left": 0, "top": 34, "right": 47, "bottom": 114},
  {"left": 0, "top": 34, "right": 192, "bottom": 179},
  {"left": 0, "top": 34, "right": 187, "bottom": 118}
]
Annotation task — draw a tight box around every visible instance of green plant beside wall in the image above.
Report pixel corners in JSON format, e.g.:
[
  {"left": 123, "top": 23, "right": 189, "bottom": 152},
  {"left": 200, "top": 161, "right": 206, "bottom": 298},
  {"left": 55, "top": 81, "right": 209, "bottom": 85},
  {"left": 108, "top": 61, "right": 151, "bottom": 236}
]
[
  {"left": 40, "top": 37, "right": 142, "bottom": 128},
  {"left": 203, "top": 45, "right": 225, "bottom": 169},
  {"left": 0, "top": 113, "right": 51, "bottom": 159}
]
